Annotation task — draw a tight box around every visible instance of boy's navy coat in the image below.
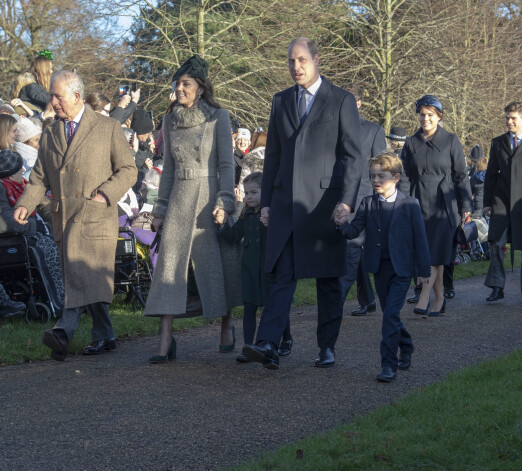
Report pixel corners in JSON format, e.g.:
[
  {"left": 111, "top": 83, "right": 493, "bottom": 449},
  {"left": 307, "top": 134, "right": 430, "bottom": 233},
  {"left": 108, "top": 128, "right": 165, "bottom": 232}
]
[{"left": 338, "top": 191, "right": 431, "bottom": 278}]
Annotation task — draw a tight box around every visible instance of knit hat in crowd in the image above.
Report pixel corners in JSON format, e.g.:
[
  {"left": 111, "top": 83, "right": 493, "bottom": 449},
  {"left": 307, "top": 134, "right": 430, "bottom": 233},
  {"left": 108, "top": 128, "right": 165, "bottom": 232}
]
[
  {"left": 468, "top": 144, "right": 484, "bottom": 162},
  {"left": 0, "top": 149, "right": 24, "bottom": 178},
  {"left": 236, "top": 128, "right": 251, "bottom": 141},
  {"left": 15, "top": 117, "right": 42, "bottom": 143},
  {"left": 386, "top": 126, "right": 407, "bottom": 141},
  {"left": 131, "top": 110, "right": 154, "bottom": 135},
  {"left": 172, "top": 55, "right": 209, "bottom": 84},
  {"left": 415, "top": 95, "right": 443, "bottom": 114}
]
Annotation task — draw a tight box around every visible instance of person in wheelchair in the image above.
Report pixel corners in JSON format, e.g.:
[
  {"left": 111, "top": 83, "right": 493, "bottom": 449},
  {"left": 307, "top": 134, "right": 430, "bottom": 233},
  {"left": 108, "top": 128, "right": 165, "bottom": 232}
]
[{"left": 0, "top": 149, "right": 64, "bottom": 313}]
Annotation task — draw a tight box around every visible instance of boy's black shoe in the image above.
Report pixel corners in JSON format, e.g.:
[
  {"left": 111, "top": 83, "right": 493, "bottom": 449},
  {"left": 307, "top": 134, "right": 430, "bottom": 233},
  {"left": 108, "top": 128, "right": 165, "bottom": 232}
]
[{"left": 376, "top": 366, "right": 396, "bottom": 382}]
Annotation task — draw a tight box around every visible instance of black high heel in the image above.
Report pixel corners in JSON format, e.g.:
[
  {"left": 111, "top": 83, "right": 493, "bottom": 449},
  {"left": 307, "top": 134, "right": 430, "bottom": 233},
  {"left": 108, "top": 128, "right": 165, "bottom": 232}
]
[
  {"left": 149, "top": 337, "right": 176, "bottom": 363},
  {"left": 219, "top": 325, "right": 236, "bottom": 353},
  {"left": 413, "top": 302, "right": 430, "bottom": 315},
  {"left": 429, "top": 299, "right": 446, "bottom": 317}
]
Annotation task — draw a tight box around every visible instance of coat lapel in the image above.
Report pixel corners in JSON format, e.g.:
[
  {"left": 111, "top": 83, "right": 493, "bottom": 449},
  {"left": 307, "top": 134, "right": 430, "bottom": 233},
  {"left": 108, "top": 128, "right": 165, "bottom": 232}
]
[
  {"left": 48, "top": 119, "right": 68, "bottom": 159},
  {"left": 284, "top": 86, "right": 300, "bottom": 131},
  {"left": 371, "top": 194, "right": 380, "bottom": 229},
  {"left": 501, "top": 132, "right": 512, "bottom": 155},
  {"left": 390, "top": 191, "right": 406, "bottom": 229},
  {"left": 299, "top": 78, "right": 329, "bottom": 133},
  {"left": 63, "top": 107, "right": 98, "bottom": 165}
]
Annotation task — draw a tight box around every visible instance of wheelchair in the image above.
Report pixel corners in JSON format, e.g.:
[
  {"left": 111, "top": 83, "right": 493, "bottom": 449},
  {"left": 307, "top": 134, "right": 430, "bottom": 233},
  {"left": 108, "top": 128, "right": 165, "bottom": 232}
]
[
  {"left": 114, "top": 227, "right": 153, "bottom": 311},
  {"left": 0, "top": 233, "right": 61, "bottom": 322}
]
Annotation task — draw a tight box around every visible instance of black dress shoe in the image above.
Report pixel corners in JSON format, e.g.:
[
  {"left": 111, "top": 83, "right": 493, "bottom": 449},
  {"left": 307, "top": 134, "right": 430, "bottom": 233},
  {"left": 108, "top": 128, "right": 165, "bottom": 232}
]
[
  {"left": 278, "top": 337, "right": 293, "bottom": 356},
  {"left": 407, "top": 294, "right": 420, "bottom": 304},
  {"left": 242, "top": 342, "right": 279, "bottom": 370},
  {"left": 235, "top": 353, "right": 251, "bottom": 363},
  {"left": 486, "top": 287, "right": 504, "bottom": 302},
  {"left": 315, "top": 347, "right": 335, "bottom": 367},
  {"left": 351, "top": 302, "right": 377, "bottom": 316},
  {"left": 376, "top": 366, "right": 396, "bottom": 382},
  {"left": 82, "top": 338, "right": 116, "bottom": 355},
  {"left": 444, "top": 288, "right": 455, "bottom": 299},
  {"left": 42, "top": 329, "right": 68, "bottom": 361},
  {"left": 398, "top": 352, "right": 412, "bottom": 370}
]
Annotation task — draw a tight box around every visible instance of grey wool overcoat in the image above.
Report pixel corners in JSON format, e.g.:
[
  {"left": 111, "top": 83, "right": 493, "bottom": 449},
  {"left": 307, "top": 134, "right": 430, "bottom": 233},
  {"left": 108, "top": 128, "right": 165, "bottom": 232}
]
[
  {"left": 16, "top": 106, "right": 137, "bottom": 308},
  {"left": 144, "top": 101, "right": 242, "bottom": 318}
]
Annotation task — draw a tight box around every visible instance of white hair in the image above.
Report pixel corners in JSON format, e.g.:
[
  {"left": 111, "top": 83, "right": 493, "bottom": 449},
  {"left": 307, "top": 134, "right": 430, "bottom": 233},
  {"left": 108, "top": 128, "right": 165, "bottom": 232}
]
[{"left": 50, "top": 70, "right": 84, "bottom": 99}]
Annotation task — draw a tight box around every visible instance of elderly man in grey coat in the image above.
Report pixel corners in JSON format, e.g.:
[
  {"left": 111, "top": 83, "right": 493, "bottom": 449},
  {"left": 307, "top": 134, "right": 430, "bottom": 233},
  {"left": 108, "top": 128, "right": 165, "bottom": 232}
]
[{"left": 15, "top": 71, "right": 137, "bottom": 361}]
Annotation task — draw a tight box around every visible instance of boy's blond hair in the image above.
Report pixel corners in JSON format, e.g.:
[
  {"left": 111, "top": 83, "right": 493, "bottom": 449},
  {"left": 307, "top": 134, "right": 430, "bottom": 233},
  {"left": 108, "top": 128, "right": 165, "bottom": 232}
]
[{"left": 368, "top": 151, "right": 403, "bottom": 175}]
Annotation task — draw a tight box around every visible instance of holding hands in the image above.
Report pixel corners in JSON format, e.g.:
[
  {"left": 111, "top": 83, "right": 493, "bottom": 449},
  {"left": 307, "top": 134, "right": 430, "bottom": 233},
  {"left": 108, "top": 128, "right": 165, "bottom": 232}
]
[
  {"left": 260, "top": 207, "right": 270, "bottom": 227},
  {"left": 212, "top": 207, "right": 228, "bottom": 226},
  {"left": 333, "top": 203, "right": 352, "bottom": 225}
]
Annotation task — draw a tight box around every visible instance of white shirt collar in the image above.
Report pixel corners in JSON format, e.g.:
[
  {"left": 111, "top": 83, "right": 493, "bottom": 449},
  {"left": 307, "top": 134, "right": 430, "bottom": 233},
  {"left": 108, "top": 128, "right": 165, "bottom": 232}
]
[
  {"left": 67, "top": 105, "right": 85, "bottom": 125},
  {"left": 510, "top": 131, "right": 522, "bottom": 140},
  {"left": 379, "top": 190, "right": 398, "bottom": 202},
  {"left": 299, "top": 76, "right": 322, "bottom": 97}
]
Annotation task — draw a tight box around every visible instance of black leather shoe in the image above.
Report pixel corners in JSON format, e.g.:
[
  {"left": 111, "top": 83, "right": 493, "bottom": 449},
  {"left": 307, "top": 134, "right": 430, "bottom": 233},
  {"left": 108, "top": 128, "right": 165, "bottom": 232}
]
[
  {"left": 398, "top": 352, "right": 412, "bottom": 370},
  {"left": 235, "top": 353, "right": 251, "bottom": 363},
  {"left": 486, "top": 287, "right": 504, "bottom": 302},
  {"left": 376, "top": 366, "right": 396, "bottom": 382},
  {"left": 444, "top": 288, "right": 455, "bottom": 299},
  {"left": 242, "top": 342, "right": 279, "bottom": 370},
  {"left": 0, "top": 299, "right": 26, "bottom": 318},
  {"left": 351, "top": 302, "right": 377, "bottom": 316},
  {"left": 42, "top": 329, "right": 68, "bottom": 361},
  {"left": 407, "top": 294, "right": 420, "bottom": 304},
  {"left": 278, "top": 337, "right": 293, "bottom": 356},
  {"left": 82, "top": 338, "right": 116, "bottom": 355},
  {"left": 315, "top": 347, "right": 335, "bottom": 367}
]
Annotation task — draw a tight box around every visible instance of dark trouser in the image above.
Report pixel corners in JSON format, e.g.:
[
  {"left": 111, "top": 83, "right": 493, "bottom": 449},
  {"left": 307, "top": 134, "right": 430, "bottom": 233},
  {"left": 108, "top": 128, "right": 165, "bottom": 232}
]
[
  {"left": 340, "top": 242, "right": 375, "bottom": 305},
  {"left": 256, "top": 237, "right": 343, "bottom": 349},
  {"left": 485, "top": 228, "right": 508, "bottom": 290},
  {"left": 243, "top": 302, "right": 291, "bottom": 346},
  {"left": 374, "top": 260, "right": 413, "bottom": 371},
  {"left": 53, "top": 302, "right": 114, "bottom": 344}
]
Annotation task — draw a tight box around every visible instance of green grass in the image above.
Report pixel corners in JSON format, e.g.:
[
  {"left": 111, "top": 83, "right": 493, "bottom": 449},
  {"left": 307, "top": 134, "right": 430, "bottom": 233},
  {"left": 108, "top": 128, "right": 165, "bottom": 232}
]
[
  {"left": 227, "top": 350, "right": 522, "bottom": 471},
  {"left": 1, "top": 249, "right": 519, "bottom": 365}
]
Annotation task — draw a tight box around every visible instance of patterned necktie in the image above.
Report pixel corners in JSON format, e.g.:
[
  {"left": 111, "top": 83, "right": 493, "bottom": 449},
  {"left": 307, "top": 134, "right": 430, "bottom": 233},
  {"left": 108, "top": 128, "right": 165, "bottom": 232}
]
[
  {"left": 298, "top": 89, "right": 307, "bottom": 122},
  {"left": 514, "top": 135, "right": 519, "bottom": 151},
  {"left": 67, "top": 121, "right": 76, "bottom": 144}
]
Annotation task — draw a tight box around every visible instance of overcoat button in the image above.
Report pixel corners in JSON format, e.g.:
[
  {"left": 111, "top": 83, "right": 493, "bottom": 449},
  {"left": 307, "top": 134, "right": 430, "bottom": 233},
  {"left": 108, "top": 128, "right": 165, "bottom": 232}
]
[
  {"left": 377, "top": 243, "right": 381, "bottom": 247},
  {"left": 61, "top": 196, "right": 65, "bottom": 200},
  {"left": 60, "top": 170, "right": 65, "bottom": 175},
  {"left": 76, "top": 193, "right": 81, "bottom": 198},
  {"left": 195, "top": 146, "right": 200, "bottom": 151},
  {"left": 74, "top": 168, "right": 79, "bottom": 172},
  {"left": 74, "top": 218, "right": 79, "bottom": 223}
]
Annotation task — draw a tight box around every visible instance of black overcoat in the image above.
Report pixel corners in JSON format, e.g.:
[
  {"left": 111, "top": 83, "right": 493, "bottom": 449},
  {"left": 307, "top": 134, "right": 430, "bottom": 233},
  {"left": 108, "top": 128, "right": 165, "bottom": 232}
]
[
  {"left": 261, "top": 77, "right": 363, "bottom": 278},
  {"left": 484, "top": 133, "right": 522, "bottom": 249},
  {"left": 401, "top": 126, "right": 472, "bottom": 265}
]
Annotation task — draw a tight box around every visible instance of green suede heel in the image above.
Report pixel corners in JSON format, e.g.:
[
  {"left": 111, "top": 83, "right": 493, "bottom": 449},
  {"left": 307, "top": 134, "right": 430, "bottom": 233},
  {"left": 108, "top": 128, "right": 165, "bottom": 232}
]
[
  {"left": 219, "top": 325, "right": 235, "bottom": 353},
  {"left": 149, "top": 337, "right": 176, "bottom": 363}
]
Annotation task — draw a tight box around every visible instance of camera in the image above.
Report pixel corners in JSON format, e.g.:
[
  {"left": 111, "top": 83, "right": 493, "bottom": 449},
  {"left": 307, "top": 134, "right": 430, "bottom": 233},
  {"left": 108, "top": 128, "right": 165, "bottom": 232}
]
[{"left": 119, "top": 85, "right": 131, "bottom": 96}]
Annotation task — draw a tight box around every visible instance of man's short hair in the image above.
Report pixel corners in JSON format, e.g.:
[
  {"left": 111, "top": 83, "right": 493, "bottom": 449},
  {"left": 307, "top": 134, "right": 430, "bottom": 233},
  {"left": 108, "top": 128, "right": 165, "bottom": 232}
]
[
  {"left": 50, "top": 71, "right": 84, "bottom": 100},
  {"left": 504, "top": 101, "right": 522, "bottom": 114},
  {"left": 288, "top": 37, "right": 319, "bottom": 58},
  {"left": 368, "top": 152, "right": 403, "bottom": 175}
]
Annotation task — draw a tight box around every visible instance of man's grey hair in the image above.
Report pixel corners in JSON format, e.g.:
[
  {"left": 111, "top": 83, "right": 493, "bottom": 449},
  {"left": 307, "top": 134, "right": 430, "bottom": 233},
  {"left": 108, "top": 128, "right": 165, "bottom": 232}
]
[{"left": 50, "top": 71, "right": 84, "bottom": 99}]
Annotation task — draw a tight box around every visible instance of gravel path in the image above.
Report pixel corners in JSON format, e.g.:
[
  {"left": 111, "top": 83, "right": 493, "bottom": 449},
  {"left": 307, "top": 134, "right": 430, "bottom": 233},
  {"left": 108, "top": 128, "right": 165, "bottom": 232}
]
[{"left": 1, "top": 271, "right": 521, "bottom": 471}]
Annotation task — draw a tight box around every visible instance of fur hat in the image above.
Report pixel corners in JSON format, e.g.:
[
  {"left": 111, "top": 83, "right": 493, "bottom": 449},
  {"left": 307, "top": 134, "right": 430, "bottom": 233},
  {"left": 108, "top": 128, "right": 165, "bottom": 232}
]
[
  {"left": 15, "top": 117, "right": 42, "bottom": 143},
  {"left": 236, "top": 128, "right": 251, "bottom": 141},
  {"left": 131, "top": 110, "right": 154, "bottom": 135},
  {"left": 0, "top": 149, "right": 24, "bottom": 178}
]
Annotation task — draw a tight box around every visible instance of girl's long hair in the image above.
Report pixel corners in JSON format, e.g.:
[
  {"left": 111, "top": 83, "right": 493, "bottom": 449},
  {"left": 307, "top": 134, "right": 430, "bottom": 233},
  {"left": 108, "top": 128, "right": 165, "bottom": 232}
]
[
  {"left": 0, "top": 114, "right": 18, "bottom": 150},
  {"left": 29, "top": 56, "right": 53, "bottom": 91}
]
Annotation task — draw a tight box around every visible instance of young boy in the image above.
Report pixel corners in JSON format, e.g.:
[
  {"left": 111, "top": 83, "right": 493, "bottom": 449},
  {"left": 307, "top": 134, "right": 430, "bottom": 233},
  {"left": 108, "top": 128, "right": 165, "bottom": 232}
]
[{"left": 337, "top": 152, "right": 431, "bottom": 382}]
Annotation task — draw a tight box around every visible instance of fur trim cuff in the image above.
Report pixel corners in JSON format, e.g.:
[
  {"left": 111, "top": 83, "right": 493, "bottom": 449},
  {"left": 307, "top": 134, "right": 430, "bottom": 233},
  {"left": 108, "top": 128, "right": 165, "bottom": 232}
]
[{"left": 215, "top": 191, "right": 236, "bottom": 214}]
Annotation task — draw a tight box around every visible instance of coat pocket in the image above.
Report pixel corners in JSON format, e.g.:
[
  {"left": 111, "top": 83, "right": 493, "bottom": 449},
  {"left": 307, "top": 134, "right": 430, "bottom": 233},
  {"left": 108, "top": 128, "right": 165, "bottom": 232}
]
[{"left": 81, "top": 200, "right": 117, "bottom": 240}]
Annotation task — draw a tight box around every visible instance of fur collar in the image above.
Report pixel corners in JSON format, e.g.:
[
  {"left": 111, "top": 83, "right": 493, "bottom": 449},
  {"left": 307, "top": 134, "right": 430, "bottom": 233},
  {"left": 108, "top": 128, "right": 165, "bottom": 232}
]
[{"left": 170, "top": 100, "right": 216, "bottom": 128}]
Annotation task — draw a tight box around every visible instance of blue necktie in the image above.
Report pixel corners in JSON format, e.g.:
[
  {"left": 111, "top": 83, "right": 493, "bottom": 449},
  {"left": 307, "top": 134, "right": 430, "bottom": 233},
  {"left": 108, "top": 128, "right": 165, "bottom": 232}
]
[{"left": 298, "top": 89, "right": 307, "bottom": 123}]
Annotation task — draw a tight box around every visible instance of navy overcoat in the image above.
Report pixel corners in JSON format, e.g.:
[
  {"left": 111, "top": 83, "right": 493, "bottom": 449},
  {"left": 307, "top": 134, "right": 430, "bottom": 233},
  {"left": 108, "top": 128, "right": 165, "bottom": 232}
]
[{"left": 261, "top": 77, "right": 363, "bottom": 278}]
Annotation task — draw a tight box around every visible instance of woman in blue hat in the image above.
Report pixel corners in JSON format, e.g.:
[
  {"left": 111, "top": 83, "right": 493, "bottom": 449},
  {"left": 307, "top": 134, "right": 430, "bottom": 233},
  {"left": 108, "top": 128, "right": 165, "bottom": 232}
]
[{"left": 401, "top": 95, "right": 472, "bottom": 317}]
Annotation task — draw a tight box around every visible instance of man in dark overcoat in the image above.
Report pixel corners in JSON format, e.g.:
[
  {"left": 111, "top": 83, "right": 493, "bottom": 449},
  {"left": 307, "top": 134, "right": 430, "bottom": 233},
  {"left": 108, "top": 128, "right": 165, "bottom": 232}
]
[
  {"left": 340, "top": 85, "right": 386, "bottom": 316},
  {"left": 483, "top": 101, "right": 522, "bottom": 301},
  {"left": 242, "top": 37, "right": 363, "bottom": 369},
  {"left": 15, "top": 71, "right": 137, "bottom": 360}
]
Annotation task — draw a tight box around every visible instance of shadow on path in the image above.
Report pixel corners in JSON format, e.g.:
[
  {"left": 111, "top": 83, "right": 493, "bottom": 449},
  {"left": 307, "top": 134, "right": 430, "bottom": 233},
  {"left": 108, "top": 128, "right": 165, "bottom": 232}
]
[{"left": 1, "top": 271, "right": 521, "bottom": 471}]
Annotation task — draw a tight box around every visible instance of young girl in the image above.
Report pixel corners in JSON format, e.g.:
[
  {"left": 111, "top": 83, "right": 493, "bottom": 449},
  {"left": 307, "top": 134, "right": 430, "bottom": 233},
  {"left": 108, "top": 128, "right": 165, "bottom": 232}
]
[{"left": 215, "top": 172, "right": 292, "bottom": 362}]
